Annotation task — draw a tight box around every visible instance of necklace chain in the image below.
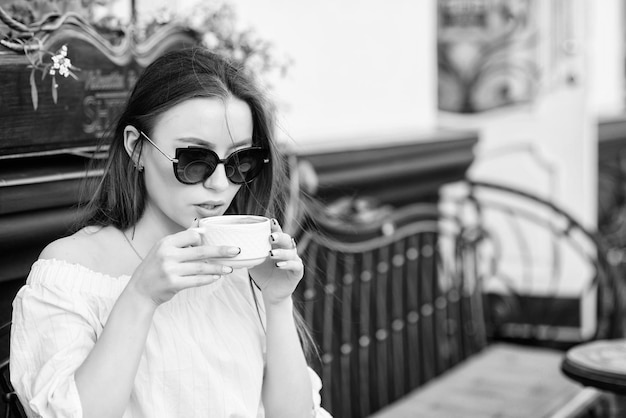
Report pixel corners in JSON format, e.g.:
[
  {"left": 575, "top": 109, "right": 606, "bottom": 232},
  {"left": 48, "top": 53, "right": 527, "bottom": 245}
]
[{"left": 121, "top": 229, "right": 144, "bottom": 261}]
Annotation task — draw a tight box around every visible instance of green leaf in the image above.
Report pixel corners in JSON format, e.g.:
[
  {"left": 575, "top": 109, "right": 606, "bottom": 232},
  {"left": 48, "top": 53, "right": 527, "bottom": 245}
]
[
  {"left": 30, "top": 69, "right": 38, "bottom": 111},
  {"left": 24, "top": 50, "right": 37, "bottom": 66},
  {"left": 51, "top": 76, "right": 58, "bottom": 104}
]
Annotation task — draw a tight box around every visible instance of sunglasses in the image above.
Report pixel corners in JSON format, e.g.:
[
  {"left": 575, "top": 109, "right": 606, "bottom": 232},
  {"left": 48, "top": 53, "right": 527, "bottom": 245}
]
[{"left": 140, "top": 131, "right": 270, "bottom": 185}]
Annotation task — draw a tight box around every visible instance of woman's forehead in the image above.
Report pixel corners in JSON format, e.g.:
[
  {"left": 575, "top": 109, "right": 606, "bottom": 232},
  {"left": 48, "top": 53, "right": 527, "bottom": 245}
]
[{"left": 153, "top": 97, "right": 253, "bottom": 146}]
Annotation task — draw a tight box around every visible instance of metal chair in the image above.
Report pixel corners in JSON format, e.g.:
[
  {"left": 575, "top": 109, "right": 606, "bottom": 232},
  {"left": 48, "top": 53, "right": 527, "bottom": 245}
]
[
  {"left": 293, "top": 179, "right": 622, "bottom": 418},
  {"left": 442, "top": 180, "right": 624, "bottom": 347},
  {"left": 295, "top": 195, "right": 488, "bottom": 418},
  {"left": 0, "top": 322, "right": 26, "bottom": 418}
]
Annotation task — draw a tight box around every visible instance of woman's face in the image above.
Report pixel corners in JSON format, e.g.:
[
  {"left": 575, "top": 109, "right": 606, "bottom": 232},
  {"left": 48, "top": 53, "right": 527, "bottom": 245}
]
[{"left": 140, "top": 97, "right": 254, "bottom": 232}]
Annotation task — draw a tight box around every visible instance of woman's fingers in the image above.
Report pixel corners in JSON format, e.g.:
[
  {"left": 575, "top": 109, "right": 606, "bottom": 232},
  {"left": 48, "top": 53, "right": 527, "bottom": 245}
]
[
  {"left": 269, "top": 248, "right": 297, "bottom": 260},
  {"left": 176, "top": 244, "right": 241, "bottom": 261},
  {"left": 270, "top": 218, "right": 283, "bottom": 233},
  {"left": 267, "top": 219, "right": 302, "bottom": 270},
  {"left": 157, "top": 262, "right": 231, "bottom": 291},
  {"left": 269, "top": 232, "right": 295, "bottom": 249},
  {"left": 167, "top": 228, "right": 205, "bottom": 248},
  {"left": 159, "top": 230, "right": 240, "bottom": 261},
  {"left": 176, "top": 261, "right": 233, "bottom": 277},
  {"left": 168, "top": 228, "right": 240, "bottom": 254},
  {"left": 177, "top": 274, "right": 224, "bottom": 289},
  {"left": 273, "top": 259, "right": 303, "bottom": 271},
  {"left": 269, "top": 219, "right": 298, "bottom": 247}
]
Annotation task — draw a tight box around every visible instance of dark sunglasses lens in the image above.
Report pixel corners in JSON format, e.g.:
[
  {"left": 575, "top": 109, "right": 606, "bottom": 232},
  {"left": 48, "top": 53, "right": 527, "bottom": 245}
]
[
  {"left": 225, "top": 149, "right": 268, "bottom": 184},
  {"left": 175, "top": 149, "right": 218, "bottom": 184}
]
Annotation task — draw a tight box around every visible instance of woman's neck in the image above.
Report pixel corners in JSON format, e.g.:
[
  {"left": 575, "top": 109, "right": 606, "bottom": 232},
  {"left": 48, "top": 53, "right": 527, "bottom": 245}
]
[{"left": 130, "top": 204, "right": 189, "bottom": 249}]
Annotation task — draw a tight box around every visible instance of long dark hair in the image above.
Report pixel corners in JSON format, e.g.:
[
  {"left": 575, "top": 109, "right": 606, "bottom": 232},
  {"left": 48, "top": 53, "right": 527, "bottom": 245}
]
[
  {"left": 78, "top": 47, "right": 286, "bottom": 230},
  {"left": 77, "top": 47, "right": 316, "bottom": 360}
]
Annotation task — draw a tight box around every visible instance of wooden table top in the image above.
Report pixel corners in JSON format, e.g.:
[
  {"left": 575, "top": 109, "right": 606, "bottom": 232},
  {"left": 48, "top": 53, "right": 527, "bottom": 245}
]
[
  {"left": 561, "top": 339, "right": 626, "bottom": 394},
  {"left": 565, "top": 340, "right": 626, "bottom": 375}
]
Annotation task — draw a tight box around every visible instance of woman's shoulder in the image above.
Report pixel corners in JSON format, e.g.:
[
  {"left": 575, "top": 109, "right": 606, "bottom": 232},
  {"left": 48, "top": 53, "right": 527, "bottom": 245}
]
[
  {"left": 39, "top": 226, "right": 108, "bottom": 268},
  {"left": 26, "top": 226, "right": 131, "bottom": 294},
  {"left": 38, "top": 225, "right": 135, "bottom": 278}
]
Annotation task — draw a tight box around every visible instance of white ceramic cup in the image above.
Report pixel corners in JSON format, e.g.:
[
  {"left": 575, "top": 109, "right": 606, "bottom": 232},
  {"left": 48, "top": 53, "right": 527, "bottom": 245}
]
[{"left": 195, "top": 215, "right": 271, "bottom": 268}]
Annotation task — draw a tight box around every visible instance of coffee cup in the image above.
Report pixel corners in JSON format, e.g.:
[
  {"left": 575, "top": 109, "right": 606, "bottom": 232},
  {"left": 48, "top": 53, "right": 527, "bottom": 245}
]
[{"left": 195, "top": 215, "right": 271, "bottom": 268}]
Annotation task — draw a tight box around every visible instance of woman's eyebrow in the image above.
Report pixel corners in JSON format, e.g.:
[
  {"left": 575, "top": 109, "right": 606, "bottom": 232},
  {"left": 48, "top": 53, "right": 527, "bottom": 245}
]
[
  {"left": 177, "top": 137, "right": 253, "bottom": 149},
  {"left": 228, "top": 139, "right": 253, "bottom": 149},
  {"left": 177, "top": 137, "right": 214, "bottom": 147}
]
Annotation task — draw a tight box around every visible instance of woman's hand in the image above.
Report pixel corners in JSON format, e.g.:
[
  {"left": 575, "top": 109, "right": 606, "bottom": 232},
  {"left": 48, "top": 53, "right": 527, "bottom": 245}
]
[
  {"left": 125, "top": 229, "right": 240, "bottom": 307},
  {"left": 248, "top": 219, "right": 304, "bottom": 305}
]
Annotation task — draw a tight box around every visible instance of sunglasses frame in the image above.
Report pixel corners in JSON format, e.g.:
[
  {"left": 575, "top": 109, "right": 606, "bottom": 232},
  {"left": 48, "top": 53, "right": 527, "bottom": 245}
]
[{"left": 139, "top": 131, "right": 270, "bottom": 185}]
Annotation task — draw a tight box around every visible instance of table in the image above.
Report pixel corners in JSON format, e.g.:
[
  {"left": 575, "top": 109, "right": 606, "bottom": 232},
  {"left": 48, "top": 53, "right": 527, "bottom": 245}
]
[{"left": 561, "top": 339, "right": 626, "bottom": 417}]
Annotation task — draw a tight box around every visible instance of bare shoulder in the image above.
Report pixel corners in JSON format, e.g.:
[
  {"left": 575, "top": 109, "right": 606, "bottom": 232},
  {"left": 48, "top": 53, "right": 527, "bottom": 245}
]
[{"left": 38, "top": 226, "right": 113, "bottom": 269}]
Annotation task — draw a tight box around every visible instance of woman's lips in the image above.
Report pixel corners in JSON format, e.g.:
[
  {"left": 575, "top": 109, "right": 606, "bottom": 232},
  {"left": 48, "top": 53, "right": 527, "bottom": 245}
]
[
  {"left": 198, "top": 203, "right": 221, "bottom": 210},
  {"left": 194, "top": 202, "right": 224, "bottom": 217}
]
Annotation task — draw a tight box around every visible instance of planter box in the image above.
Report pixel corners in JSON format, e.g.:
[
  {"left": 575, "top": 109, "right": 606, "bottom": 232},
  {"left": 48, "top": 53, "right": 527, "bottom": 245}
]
[{"left": 0, "top": 18, "right": 199, "bottom": 156}]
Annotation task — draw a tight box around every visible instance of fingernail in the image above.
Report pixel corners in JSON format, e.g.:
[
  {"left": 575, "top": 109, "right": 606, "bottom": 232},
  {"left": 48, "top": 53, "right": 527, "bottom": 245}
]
[
  {"left": 270, "top": 233, "right": 278, "bottom": 242},
  {"left": 271, "top": 218, "right": 278, "bottom": 226},
  {"left": 228, "top": 247, "right": 241, "bottom": 255},
  {"left": 269, "top": 250, "right": 274, "bottom": 257},
  {"left": 275, "top": 261, "right": 287, "bottom": 267},
  {"left": 222, "top": 266, "right": 233, "bottom": 274}
]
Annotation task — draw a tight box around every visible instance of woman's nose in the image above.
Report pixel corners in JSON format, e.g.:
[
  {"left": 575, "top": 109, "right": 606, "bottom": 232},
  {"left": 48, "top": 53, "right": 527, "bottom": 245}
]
[{"left": 203, "top": 163, "right": 230, "bottom": 191}]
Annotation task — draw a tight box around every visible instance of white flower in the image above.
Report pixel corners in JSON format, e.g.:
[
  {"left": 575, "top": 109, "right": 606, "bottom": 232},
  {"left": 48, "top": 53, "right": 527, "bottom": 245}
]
[
  {"left": 49, "top": 45, "right": 72, "bottom": 77},
  {"left": 232, "top": 48, "right": 245, "bottom": 62},
  {"left": 202, "top": 32, "right": 221, "bottom": 50},
  {"left": 245, "top": 53, "right": 265, "bottom": 74},
  {"left": 154, "top": 7, "right": 173, "bottom": 24}
]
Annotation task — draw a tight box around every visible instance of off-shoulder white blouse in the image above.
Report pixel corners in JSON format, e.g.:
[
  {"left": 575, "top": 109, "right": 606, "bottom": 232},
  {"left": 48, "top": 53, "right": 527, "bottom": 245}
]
[{"left": 10, "top": 259, "right": 331, "bottom": 418}]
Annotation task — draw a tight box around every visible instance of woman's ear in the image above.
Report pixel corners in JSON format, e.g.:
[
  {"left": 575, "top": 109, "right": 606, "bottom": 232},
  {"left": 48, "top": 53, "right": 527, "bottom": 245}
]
[{"left": 124, "top": 126, "right": 143, "bottom": 170}]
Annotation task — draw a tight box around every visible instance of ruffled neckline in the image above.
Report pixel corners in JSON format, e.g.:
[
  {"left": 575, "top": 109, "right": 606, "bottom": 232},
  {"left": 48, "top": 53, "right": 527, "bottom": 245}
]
[
  {"left": 27, "top": 258, "right": 227, "bottom": 298},
  {"left": 33, "top": 258, "right": 131, "bottom": 280}
]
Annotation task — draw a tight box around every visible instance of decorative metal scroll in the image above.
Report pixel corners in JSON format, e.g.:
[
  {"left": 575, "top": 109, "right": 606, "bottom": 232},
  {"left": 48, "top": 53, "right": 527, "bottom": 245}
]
[{"left": 598, "top": 133, "right": 626, "bottom": 307}]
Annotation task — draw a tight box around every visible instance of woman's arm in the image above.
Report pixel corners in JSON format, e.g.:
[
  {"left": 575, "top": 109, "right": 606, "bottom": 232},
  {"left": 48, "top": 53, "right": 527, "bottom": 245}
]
[
  {"left": 249, "top": 220, "right": 313, "bottom": 417},
  {"left": 262, "top": 298, "right": 312, "bottom": 418},
  {"left": 55, "top": 230, "right": 236, "bottom": 418},
  {"left": 73, "top": 286, "right": 156, "bottom": 418}
]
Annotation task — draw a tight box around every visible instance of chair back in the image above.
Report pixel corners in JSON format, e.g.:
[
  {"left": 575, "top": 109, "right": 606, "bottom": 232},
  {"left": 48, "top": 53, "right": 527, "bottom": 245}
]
[
  {"left": 0, "top": 322, "right": 26, "bottom": 418},
  {"left": 296, "top": 198, "right": 488, "bottom": 417},
  {"left": 442, "top": 181, "right": 624, "bottom": 346}
]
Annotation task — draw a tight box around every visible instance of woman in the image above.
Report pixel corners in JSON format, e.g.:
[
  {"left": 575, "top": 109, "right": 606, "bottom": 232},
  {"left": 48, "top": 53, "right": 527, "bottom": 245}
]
[{"left": 10, "top": 47, "right": 330, "bottom": 418}]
